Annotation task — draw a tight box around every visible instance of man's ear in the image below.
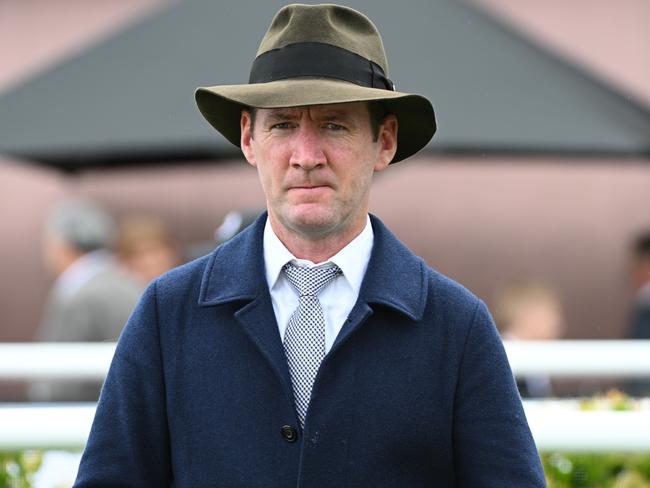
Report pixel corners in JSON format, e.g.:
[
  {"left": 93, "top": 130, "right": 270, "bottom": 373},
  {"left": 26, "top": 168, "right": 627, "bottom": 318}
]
[
  {"left": 374, "top": 114, "right": 398, "bottom": 172},
  {"left": 240, "top": 109, "right": 256, "bottom": 167}
]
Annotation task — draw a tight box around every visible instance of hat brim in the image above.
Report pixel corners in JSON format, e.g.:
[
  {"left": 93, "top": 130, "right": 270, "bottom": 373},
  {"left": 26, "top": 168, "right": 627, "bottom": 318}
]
[{"left": 195, "top": 78, "right": 436, "bottom": 164}]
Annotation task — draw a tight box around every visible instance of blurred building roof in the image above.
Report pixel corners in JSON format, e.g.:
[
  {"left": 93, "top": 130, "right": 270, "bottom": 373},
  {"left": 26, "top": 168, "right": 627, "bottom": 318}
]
[
  {"left": 0, "top": 0, "right": 649, "bottom": 170},
  {"left": 0, "top": 0, "right": 164, "bottom": 94},
  {"left": 472, "top": 0, "right": 650, "bottom": 107}
]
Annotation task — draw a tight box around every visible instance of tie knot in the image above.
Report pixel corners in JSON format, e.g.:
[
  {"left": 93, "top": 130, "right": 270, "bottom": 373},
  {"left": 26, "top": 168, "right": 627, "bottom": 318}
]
[{"left": 283, "top": 262, "right": 342, "bottom": 297}]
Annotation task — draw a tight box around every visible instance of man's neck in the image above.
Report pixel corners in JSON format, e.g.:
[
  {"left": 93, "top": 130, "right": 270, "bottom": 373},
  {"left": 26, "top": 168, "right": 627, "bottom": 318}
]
[{"left": 268, "top": 214, "right": 367, "bottom": 263}]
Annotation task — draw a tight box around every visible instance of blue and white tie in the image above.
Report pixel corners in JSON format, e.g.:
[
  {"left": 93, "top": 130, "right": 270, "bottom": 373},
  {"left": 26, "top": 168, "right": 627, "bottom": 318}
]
[{"left": 282, "top": 262, "right": 342, "bottom": 427}]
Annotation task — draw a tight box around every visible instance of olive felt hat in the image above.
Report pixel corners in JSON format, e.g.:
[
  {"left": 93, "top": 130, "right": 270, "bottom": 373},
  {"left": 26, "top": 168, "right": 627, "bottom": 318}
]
[{"left": 195, "top": 3, "right": 437, "bottom": 163}]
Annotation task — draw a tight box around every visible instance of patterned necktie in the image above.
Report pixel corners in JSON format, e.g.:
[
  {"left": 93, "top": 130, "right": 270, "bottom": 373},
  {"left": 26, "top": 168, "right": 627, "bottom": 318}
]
[{"left": 282, "top": 262, "right": 342, "bottom": 428}]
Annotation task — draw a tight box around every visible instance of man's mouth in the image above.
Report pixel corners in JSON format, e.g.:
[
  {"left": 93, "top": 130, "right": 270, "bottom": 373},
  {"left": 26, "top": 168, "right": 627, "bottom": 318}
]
[{"left": 287, "top": 185, "right": 332, "bottom": 198}]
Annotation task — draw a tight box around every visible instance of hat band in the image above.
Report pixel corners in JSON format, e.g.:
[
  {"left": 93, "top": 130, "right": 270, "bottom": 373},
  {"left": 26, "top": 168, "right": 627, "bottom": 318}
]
[{"left": 249, "top": 42, "right": 395, "bottom": 91}]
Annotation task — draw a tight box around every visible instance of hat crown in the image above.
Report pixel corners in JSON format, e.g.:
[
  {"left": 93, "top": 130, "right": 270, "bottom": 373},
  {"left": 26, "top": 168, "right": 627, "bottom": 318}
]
[{"left": 257, "top": 3, "right": 389, "bottom": 76}]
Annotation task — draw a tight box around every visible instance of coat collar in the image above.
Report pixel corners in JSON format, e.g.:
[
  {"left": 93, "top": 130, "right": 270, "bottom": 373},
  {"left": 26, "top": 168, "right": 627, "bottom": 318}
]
[
  {"left": 198, "top": 212, "right": 428, "bottom": 322},
  {"left": 361, "top": 214, "right": 427, "bottom": 321},
  {"left": 198, "top": 212, "right": 268, "bottom": 306}
]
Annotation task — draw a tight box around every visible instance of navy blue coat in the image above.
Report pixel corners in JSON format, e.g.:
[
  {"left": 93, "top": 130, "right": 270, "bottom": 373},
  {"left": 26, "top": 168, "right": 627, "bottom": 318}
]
[{"left": 75, "top": 214, "right": 546, "bottom": 487}]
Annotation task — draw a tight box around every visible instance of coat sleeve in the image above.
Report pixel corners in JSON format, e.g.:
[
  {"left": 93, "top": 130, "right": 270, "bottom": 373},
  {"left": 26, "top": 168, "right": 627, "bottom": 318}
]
[
  {"left": 453, "top": 299, "right": 547, "bottom": 487},
  {"left": 74, "top": 281, "right": 173, "bottom": 487}
]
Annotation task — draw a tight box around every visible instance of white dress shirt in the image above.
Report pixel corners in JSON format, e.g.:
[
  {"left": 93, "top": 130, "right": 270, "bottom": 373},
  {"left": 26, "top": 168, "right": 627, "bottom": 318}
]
[{"left": 264, "top": 216, "right": 374, "bottom": 353}]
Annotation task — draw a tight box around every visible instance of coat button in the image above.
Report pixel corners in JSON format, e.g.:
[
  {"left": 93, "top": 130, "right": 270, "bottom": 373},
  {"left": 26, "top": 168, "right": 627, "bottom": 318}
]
[{"left": 281, "top": 425, "right": 298, "bottom": 443}]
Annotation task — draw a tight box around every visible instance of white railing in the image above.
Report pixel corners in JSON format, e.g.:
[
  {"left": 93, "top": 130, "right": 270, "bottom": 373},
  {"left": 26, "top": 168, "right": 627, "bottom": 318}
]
[
  {"left": 1, "top": 401, "right": 649, "bottom": 452},
  {"left": 0, "top": 343, "right": 114, "bottom": 380},
  {"left": 3, "top": 340, "right": 650, "bottom": 380},
  {"left": 504, "top": 340, "right": 650, "bottom": 377},
  {"left": 0, "top": 404, "right": 96, "bottom": 450},
  {"left": 524, "top": 400, "right": 650, "bottom": 452},
  {"left": 1, "top": 340, "right": 650, "bottom": 451}
]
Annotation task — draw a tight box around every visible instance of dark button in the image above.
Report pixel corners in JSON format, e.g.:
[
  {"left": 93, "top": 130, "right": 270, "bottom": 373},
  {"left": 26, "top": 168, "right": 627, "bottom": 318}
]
[{"left": 281, "top": 425, "right": 298, "bottom": 443}]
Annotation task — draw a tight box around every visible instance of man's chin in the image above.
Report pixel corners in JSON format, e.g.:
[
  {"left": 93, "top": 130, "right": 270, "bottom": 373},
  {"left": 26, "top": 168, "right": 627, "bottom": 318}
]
[{"left": 285, "top": 210, "right": 338, "bottom": 237}]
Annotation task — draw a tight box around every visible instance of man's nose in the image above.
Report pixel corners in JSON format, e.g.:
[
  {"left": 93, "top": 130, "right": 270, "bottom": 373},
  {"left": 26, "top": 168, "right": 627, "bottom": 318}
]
[{"left": 289, "top": 125, "right": 326, "bottom": 170}]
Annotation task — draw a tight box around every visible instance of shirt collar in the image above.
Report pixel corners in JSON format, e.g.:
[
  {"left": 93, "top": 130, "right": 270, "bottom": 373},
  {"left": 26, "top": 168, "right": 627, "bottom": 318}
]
[{"left": 263, "top": 215, "right": 374, "bottom": 295}]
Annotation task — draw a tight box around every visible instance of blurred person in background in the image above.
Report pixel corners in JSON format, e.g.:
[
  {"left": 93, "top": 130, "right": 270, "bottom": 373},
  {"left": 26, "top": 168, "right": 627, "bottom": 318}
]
[
  {"left": 185, "top": 208, "right": 262, "bottom": 261},
  {"left": 625, "top": 231, "right": 650, "bottom": 396},
  {"left": 494, "top": 280, "right": 565, "bottom": 397},
  {"left": 116, "top": 214, "right": 179, "bottom": 285},
  {"left": 30, "top": 199, "right": 142, "bottom": 402},
  {"left": 213, "top": 208, "right": 262, "bottom": 245},
  {"left": 628, "top": 231, "right": 650, "bottom": 341}
]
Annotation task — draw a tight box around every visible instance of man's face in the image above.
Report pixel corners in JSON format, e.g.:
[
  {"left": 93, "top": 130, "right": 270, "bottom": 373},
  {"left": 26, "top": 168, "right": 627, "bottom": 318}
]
[{"left": 240, "top": 102, "right": 397, "bottom": 242}]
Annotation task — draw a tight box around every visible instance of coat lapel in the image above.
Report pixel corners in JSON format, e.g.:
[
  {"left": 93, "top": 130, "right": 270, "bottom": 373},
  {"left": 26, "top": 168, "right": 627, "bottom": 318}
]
[
  {"left": 197, "top": 212, "right": 293, "bottom": 397},
  {"left": 234, "top": 293, "right": 294, "bottom": 399},
  {"left": 330, "top": 214, "right": 428, "bottom": 355}
]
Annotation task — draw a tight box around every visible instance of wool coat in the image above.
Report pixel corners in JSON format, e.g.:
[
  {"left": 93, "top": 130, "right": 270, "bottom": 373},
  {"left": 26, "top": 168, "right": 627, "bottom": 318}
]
[{"left": 75, "top": 214, "right": 546, "bottom": 487}]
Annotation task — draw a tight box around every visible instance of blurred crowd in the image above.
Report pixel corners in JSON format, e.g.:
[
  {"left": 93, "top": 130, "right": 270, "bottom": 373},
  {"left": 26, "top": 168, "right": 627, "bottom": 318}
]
[
  {"left": 29, "top": 198, "right": 260, "bottom": 402},
  {"left": 25, "top": 198, "right": 650, "bottom": 402},
  {"left": 493, "top": 279, "right": 564, "bottom": 398},
  {"left": 625, "top": 232, "right": 650, "bottom": 396},
  {"left": 492, "top": 230, "right": 650, "bottom": 399}
]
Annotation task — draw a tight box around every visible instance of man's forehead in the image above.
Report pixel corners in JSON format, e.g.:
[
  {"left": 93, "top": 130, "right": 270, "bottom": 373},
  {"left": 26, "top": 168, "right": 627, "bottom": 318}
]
[{"left": 257, "top": 102, "right": 368, "bottom": 118}]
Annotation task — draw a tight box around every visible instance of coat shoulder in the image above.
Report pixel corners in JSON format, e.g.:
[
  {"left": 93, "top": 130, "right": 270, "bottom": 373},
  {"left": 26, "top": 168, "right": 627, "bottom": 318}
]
[
  {"left": 367, "top": 214, "right": 481, "bottom": 324},
  {"left": 425, "top": 264, "right": 481, "bottom": 314},
  {"left": 152, "top": 252, "right": 214, "bottom": 303}
]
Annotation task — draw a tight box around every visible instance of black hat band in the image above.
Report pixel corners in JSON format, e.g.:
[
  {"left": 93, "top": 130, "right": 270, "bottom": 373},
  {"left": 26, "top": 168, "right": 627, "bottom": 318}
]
[{"left": 249, "top": 42, "right": 395, "bottom": 91}]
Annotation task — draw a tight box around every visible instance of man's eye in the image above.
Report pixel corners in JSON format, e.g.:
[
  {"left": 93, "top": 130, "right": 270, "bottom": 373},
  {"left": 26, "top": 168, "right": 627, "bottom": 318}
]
[
  {"left": 324, "top": 123, "right": 345, "bottom": 131},
  {"left": 271, "top": 122, "right": 294, "bottom": 130}
]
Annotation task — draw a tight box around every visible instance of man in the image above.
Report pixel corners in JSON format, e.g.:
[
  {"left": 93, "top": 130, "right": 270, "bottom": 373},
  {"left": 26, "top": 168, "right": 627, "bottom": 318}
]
[
  {"left": 628, "top": 232, "right": 650, "bottom": 341},
  {"left": 75, "top": 4, "right": 546, "bottom": 486},
  {"left": 626, "top": 231, "right": 650, "bottom": 396},
  {"left": 32, "top": 199, "right": 142, "bottom": 401},
  {"left": 116, "top": 214, "right": 179, "bottom": 285},
  {"left": 494, "top": 280, "right": 564, "bottom": 397},
  {"left": 185, "top": 208, "right": 262, "bottom": 261}
]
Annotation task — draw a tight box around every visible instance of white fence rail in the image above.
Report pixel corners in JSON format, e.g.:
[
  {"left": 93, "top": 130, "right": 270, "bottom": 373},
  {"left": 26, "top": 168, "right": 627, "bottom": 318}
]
[
  {"left": 504, "top": 340, "right": 650, "bottom": 378},
  {"left": 2, "top": 341, "right": 650, "bottom": 451},
  {"left": 1, "top": 401, "right": 649, "bottom": 452},
  {"left": 0, "top": 404, "right": 96, "bottom": 450},
  {"left": 2, "top": 340, "right": 650, "bottom": 380},
  {"left": 524, "top": 400, "right": 650, "bottom": 452},
  {"left": 0, "top": 343, "right": 114, "bottom": 380}
]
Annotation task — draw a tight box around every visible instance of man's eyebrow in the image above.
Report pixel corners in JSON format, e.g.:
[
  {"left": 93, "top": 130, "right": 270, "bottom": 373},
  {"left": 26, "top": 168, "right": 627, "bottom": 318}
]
[
  {"left": 264, "top": 111, "right": 300, "bottom": 122},
  {"left": 314, "top": 111, "right": 355, "bottom": 123},
  {"left": 263, "top": 109, "right": 356, "bottom": 124}
]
